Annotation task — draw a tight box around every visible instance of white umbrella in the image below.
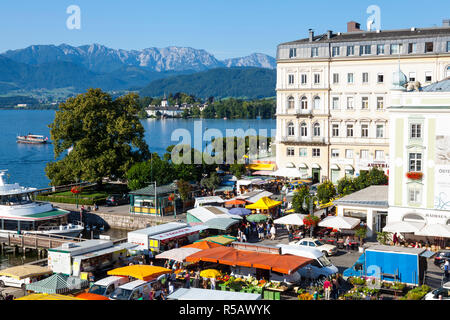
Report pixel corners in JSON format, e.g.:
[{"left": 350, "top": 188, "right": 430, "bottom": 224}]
[
  {"left": 155, "top": 247, "right": 202, "bottom": 262},
  {"left": 271, "top": 167, "right": 302, "bottom": 178},
  {"left": 273, "top": 213, "right": 306, "bottom": 226},
  {"left": 415, "top": 224, "right": 450, "bottom": 238},
  {"left": 318, "top": 216, "right": 360, "bottom": 230},
  {"left": 383, "top": 221, "right": 425, "bottom": 233}
]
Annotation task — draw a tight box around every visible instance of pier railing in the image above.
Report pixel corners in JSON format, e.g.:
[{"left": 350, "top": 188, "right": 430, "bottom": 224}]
[{"left": 0, "top": 231, "right": 84, "bottom": 250}]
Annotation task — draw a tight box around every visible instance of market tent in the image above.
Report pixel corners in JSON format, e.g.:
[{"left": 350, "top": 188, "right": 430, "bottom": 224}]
[
  {"left": 242, "top": 191, "right": 274, "bottom": 204},
  {"left": 15, "top": 293, "right": 85, "bottom": 300},
  {"left": 415, "top": 224, "right": 450, "bottom": 238},
  {"left": 271, "top": 167, "right": 302, "bottom": 178},
  {"left": 245, "top": 197, "right": 282, "bottom": 210},
  {"left": 228, "top": 207, "right": 252, "bottom": 216},
  {"left": 187, "top": 206, "right": 235, "bottom": 223},
  {"left": 107, "top": 265, "right": 172, "bottom": 281},
  {"left": 318, "top": 216, "right": 360, "bottom": 230},
  {"left": 155, "top": 247, "right": 202, "bottom": 262},
  {"left": 247, "top": 163, "right": 276, "bottom": 171},
  {"left": 225, "top": 199, "right": 246, "bottom": 206},
  {"left": 252, "top": 171, "right": 276, "bottom": 176},
  {"left": 182, "top": 241, "right": 223, "bottom": 250},
  {"left": 273, "top": 214, "right": 306, "bottom": 226},
  {"left": 185, "top": 246, "right": 312, "bottom": 275},
  {"left": 383, "top": 221, "right": 425, "bottom": 233},
  {"left": 0, "top": 265, "right": 52, "bottom": 280},
  {"left": 26, "top": 273, "right": 89, "bottom": 294},
  {"left": 203, "top": 217, "right": 239, "bottom": 231},
  {"left": 246, "top": 214, "right": 269, "bottom": 223},
  {"left": 195, "top": 235, "right": 237, "bottom": 246},
  {"left": 168, "top": 288, "right": 261, "bottom": 300},
  {"left": 75, "top": 292, "right": 110, "bottom": 300}
]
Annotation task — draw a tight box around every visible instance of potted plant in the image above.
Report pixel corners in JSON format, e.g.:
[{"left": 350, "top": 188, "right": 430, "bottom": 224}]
[
  {"left": 354, "top": 227, "right": 367, "bottom": 252},
  {"left": 406, "top": 172, "right": 423, "bottom": 180}
]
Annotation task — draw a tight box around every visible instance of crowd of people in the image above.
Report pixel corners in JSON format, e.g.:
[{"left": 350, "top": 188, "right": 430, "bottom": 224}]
[{"left": 236, "top": 219, "right": 277, "bottom": 242}]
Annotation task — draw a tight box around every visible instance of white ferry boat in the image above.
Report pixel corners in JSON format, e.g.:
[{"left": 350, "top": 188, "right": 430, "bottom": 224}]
[
  {"left": 16, "top": 134, "right": 48, "bottom": 144},
  {"left": 0, "top": 170, "right": 83, "bottom": 237}
]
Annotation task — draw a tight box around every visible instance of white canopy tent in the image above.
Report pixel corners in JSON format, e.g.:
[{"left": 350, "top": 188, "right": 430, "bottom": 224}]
[
  {"left": 155, "top": 247, "right": 202, "bottom": 262},
  {"left": 318, "top": 216, "right": 360, "bottom": 230},
  {"left": 383, "top": 221, "right": 426, "bottom": 233},
  {"left": 271, "top": 167, "right": 302, "bottom": 179},
  {"left": 273, "top": 214, "right": 306, "bottom": 226},
  {"left": 415, "top": 224, "right": 450, "bottom": 238}
]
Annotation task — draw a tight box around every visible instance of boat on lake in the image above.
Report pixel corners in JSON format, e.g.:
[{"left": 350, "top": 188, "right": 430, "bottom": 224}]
[
  {"left": 0, "top": 170, "right": 83, "bottom": 237},
  {"left": 16, "top": 134, "right": 48, "bottom": 144}
]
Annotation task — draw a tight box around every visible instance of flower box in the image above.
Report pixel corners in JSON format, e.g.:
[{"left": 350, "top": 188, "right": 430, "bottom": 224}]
[{"left": 406, "top": 172, "right": 423, "bottom": 180}]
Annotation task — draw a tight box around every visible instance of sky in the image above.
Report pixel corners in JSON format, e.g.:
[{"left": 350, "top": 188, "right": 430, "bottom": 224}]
[{"left": 1, "top": 0, "right": 450, "bottom": 59}]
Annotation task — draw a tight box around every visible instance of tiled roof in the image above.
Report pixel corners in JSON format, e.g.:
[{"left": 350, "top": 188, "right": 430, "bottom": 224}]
[
  {"left": 333, "top": 185, "right": 388, "bottom": 208},
  {"left": 280, "top": 27, "right": 450, "bottom": 46}
]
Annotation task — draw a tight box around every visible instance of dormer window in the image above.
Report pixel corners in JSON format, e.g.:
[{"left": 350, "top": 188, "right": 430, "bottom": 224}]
[
  {"left": 311, "top": 47, "right": 319, "bottom": 57},
  {"left": 390, "top": 44, "right": 402, "bottom": 55},
  {"left": 289, "top": 48, "right": 297, "bottom": 58},
  {"left": 332, "top": 46, "right": 340, "bottom": 57},
  {"left": 360, "top": 45, "right": 371, "bottom": 55},
  {"left": 425, "top": 42, "right": 434, "bottom": 53},
  {"left": 347, "top": 46, "right": 355, "bottom": 56}
]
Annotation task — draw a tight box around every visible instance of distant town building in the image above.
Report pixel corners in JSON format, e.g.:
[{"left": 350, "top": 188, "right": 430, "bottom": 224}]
[{"left": 144, "top": 94, "right": 208, "bottom": 117}]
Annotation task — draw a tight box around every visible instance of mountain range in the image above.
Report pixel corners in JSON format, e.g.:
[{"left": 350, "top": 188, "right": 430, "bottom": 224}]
[{"left": 0, "top": 44, "right": 276, "bottom": 100}]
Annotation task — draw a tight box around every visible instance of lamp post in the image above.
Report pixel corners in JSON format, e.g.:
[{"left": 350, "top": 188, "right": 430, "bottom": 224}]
[{"left": 302, "top": 194, "right": 319, "bottom": 237}]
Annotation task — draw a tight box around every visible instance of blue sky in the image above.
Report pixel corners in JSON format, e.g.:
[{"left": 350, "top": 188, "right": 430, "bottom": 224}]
[{"left": 1, "top": 0, "right": 450, "bottom": 59}]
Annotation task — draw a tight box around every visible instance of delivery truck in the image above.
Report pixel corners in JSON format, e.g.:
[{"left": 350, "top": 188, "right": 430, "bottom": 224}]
[{"left": 343, "top": 245, "right": 432, "bottom": 286}]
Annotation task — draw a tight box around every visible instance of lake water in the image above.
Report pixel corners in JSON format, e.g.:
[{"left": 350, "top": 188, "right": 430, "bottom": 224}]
[{"left": 0, "top": 110, "right": 275, "bottom": 189}]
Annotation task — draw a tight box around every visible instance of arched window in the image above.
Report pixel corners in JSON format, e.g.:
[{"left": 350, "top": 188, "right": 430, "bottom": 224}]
[
  {"left": 288, "top": 96, "right": 295, "bottom": 109},
  {"left": 300, "top": 96, "right": 308, "bottom": 110},
  {"left": 313, "top": 96, "right": 321, "bottom": 110},
  {"left": 313, "top": 123, "right": 321, "bottom": 136},
  {"left": 300, "top": 123, "right": 308, "bottom": 137},
  {"left": 287, "top": 122, "right": 295, "bottom": 136}
]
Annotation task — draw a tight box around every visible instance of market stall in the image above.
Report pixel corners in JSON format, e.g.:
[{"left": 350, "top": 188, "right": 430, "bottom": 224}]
[
  {"left": 26, "top": 273, "right": 89, "bottom": 294},
  {"left": 245, "top": 196, "right": 281, "bottom": 216},
  {"left": 273, "top": 213, "right": 306, "bottom": 226},
  {"left": 155, "top": 247, "right": 202, "bottom": 263},
  {"left": 182, "top": 241, "right": 223, "bottom": 250},
  {"left": 168, "top": 287, "right": 261, "bottom": 300},
  {"left": 107, "top": 265, "right": 172, "bottom": 281},
  {"left": 194, "top": 235, "right": 237, "bottom": 246},
  {"left": 0, "top": 265, "right": 52, "bottom": 281},
  {"left": 15, "top": 293, "right": 85, "bottom": 300}
]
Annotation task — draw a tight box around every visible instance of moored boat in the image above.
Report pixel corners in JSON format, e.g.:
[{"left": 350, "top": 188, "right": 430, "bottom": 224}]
[{"left": 16, "top": 134, "right": 48, "bottom": 144}]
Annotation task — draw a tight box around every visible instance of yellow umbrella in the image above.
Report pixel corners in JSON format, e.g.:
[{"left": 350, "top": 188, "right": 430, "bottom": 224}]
[{"left": 199, "top": 269, "right": 222, "bottom": 279}]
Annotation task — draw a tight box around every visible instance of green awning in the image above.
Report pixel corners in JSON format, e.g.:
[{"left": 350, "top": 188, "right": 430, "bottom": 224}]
[{"left": 26, "top": 273, "right": 89, "bottom": 294}]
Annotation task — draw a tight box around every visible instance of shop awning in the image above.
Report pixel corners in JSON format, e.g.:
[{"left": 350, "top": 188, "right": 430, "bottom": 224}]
[
  {"left": 0, "top": 265, "right": 52, "bottom": 280},
  {"left": 150, "top": 225, "right": 208, "bottom": 242},
  {"left": 330, "top": 164, "right": 340, "bottom": 170},
  {"left": 155, "top": 247, "right": 202, "bottom": 262},
  {"left": 185, "top": 246, "right": 312, "bottom": 275},
  {"left": 345, "top": 165, "right": 354, "bottom": 171},
  {"left": 245, "top": 197, "right": 282, "bottom": 210},
  {"left": 26, "top": 273, "right": 89, "bottom": 294},
  {"left": 298, "top": 163, "right": 308, "bottom": 169},
  {"left": 107, "top": 265, "right": 172, "bottom": 281},
  {"left": 182, "top": 241, "right": 223, "bottom": 250},
  {"left": 311, "top": 163, "right": 321, "bottom": 169},
  {"left": 383, "top": 221, "right": 425, "bottom": 233},
  {"left": 203, "top": 218, "right": 239, "bottom": 231},
  {"left": 247, "top": 163, "right": 275, "bottom": 171},
  {"left": 195, "top": 235, "right": 237, "bottom": 246},
  {"left": 415, "top": 224, "right": 450, "bottom": 238}
]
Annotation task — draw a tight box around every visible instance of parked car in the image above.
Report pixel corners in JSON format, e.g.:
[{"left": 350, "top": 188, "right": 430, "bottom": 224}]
[
  {"left": 434, "top": 251, "right": 450, "bottom": 269},
  {"left": 289, "top": 237, "right": 337, "bottom": 256},
  {"left": 423, "top": 282, "right": 450, "bottom": 300},
  {"left": 106, "top": 194, "right": 130, "bottom": 206},
  {"left": 109, "top": 279, "right": 161, "bottom": 300},
  {"left": 88, "top": 276, "right": 129, "bottom": 297}
]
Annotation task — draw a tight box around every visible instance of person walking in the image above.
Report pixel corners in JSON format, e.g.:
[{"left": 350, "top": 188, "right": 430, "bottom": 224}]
[
  {"left": 210, "top": 277, "right": 216, "bottom": 290},
  {"left": 323, "top": 278, "right": 332, "bottom": 300},
  {"left": 332, "top": 276, "right": 340, "bottom": 299},
  {"left": 184, "top": 271, "right": 191, "bottom": 289},
  {"left": 444, "top": 259, "right": 449, "bottom": 280},
  {"left": 392, "top": 232, "right": 398, "bottom": 246},
  {"left": 270, "top": 224, "right": 276, "bottom": 240},
  {"left": 193, "top": 269, "right": 200, "bottom": 288},
  {"left": 345, "top": 236, "right": 350, "bottom": 251}
]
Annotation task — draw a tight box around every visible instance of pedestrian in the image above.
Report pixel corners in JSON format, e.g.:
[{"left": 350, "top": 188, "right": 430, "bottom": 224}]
[
  {"left": 210, "top": 277, "right": 216, "bottom": 290},
  {"left": 392, "top": 232, "right": 398, "bottom": 246},
  {"left": 345, "top": 236, "right": 350, "bottom": 251},
  {"left": 194, "top": 269, "right": 200, "bottom": 288},
  {"left": 258, "top": 224, "right": 264, "bottom": 241},
  {"left": 270, "top": 224, "right": 276, "bottom": 240},
  {"left": 332, "top": 276, "right": 340, "bottom": 299},
  {"left": 444, "top": 259, "right": 449, "bottom": 279},
  {"left": 160, "top": 288, "right": 168, "bottom": 300},
  {"left": 168, "top": 281, "right": 174, "bottom": 294},
  {"left": 149, "top": 287, "right": 156, "bottom": 300},
  {"left": 184, "top": 271, "right": 191, "bottom": 289},
  {"left": 323, "top": 278, "right": 332, "bottom": 300}
]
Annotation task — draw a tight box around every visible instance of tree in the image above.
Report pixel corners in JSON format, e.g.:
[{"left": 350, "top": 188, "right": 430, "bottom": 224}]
[
  {"left": 376, "top": 231, "right": 391, "bottom": 245},
  {"left": 292, "top": 186, "right": 311, "bottom": 215},
  {"left": 200, "top": 172, "right": 221, "bottom": 193},
  {"left": 46, "top": 89, "right": 149, "bottom": 186},
  {"left": 229, "top": 163, "right": 246, "bottom": 179},
  {"left": 176, "top": 179, "right": 192, "bottom": 211},
  {"left": 355, "top": 227, "right": 367, "bottom": 245},
  {"left": 337, "top": 177, "right": 357, "bottom": 196},
  {"left": 317, "top": 180, "right": 336, "bottom": 204}
]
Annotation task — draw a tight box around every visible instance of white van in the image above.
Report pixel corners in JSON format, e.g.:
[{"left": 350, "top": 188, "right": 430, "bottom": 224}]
[
  {"left": 109, "top": 279, "right": 161, "bottom": 300},
  {"left": 0, "top": 275, "right": 35, "bottom": 290},
  {"left": 230, "top": 266, "right": 302, "bottom": 286},
  {"left": 277, "top": 244, "right": 338, "bottom": 280},
  {"left": 88, "top": 276, "right": 129, "bottom": 297}
]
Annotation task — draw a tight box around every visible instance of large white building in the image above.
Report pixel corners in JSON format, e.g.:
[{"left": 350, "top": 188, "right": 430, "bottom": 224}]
[
  {"left": 275, "top": 21, "right": 450, "bottom": 184},
  {"left": 386, "top": 78, "right": 450, "bottom": 246}
]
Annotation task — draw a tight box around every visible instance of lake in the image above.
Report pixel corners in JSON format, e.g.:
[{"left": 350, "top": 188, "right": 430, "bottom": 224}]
[{"left": 0, "top": 110, "right": 276, "bottom": 188}]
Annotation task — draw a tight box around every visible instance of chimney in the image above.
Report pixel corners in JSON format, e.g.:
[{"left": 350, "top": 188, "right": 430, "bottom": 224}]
[
  {"left": 327, "top": 30, "right": 333, "bottom": 39},
  {"left": 347, "top": 21, "right": 361, "bottom": 33},
  {"left": 309, "top": 29, "right": 314, "bottom": 42},
  {"left": 443, "top": 19, "right": 450, "bottom": 27}
]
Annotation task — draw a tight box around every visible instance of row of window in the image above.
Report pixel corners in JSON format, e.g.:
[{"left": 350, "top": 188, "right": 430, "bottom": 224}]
[
  {"left": 331, "top": 123, "right": 385, "bottom": 138},
  {"left": 286, "top": 95, "right": 385, "bottom": 111},
  {"left": 287, "top": 96, "right": 321, "bottom": 110},
  {"left": 286, "top": 147, "right": 385, "bottom": 160},
  {"left": 288, "top": 71, "right": 434, "bottom": 87},
  {"left": 287, "top": 122, "right": 322, "bottom": 137},
  {"left": 288, "top": 40, "right": 450, "bottom": 59}
]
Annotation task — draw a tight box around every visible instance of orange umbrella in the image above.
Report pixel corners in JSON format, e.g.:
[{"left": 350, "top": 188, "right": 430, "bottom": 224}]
[
  {"left": 182, "top": 241, "right": 223, "bottom": 250},
  {"left": 76, "top": 293, "right": 110, "bottom": 300},
  {"left": 225, "top": 199, "right": 246, "bottom": 206}
]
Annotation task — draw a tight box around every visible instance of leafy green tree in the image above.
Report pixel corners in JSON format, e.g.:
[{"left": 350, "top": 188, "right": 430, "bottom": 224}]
[
  {"left": 46, "top": 89, "right": 149, "bottom": 186},
  {"left": 176, "top": 179, "right": 192, "bottom": 211},
  {"left": 317, "top": 180, "right": 337, "bottom": 204},
  {"left": 376, "top": 231, "right": 391, "bottom": 245},
  {"left": 337, "top": 177, "right": 357, "bottom": 196},
  {"left": 230, "top": 163, "right": 246, "bottom": 179},
  {"left": 292, "top": 186, "right": 311, "bottom": 215},
  {"left": 200, "top": 172, "right": 221, "bottom": 192}
]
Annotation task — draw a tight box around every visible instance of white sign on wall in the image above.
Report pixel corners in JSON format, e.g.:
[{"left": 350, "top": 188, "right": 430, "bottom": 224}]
[{"left": 434, "top": 119, "right": 450, "bottom": 210}]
